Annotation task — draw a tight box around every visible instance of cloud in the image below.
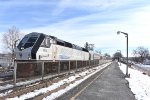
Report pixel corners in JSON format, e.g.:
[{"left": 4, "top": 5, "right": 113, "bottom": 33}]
[
  {"left": 22, "top": 2, "right": 150, "bottom": 56},
  {"left": 0, "top": 0, "right": 150, "bottom": 56},
  {"left": 51, "top": 0, "right": 127, "bottom": 16}
]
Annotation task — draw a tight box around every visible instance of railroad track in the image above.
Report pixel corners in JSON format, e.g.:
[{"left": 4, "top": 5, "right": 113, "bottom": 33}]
[
  {"left": 34, "top": 62, "right": 112, "bottom": 100},
  {"left": 0, "top": 69, "right": 77, "bottom": 93},
  {"left": 33, "top": 75, "right": 84, "bottom": 100},
  {"left": 0, "top": 74, "right": 69, "bottom": 99},
  {"left": 0, "top": 80, "right": 13, "bottom": 86},
  {"left": 25, "top": 68, "right": 94, "bottom": 100},
  {"left": 0, "top": 62, "right": 111, "bottom": 100},
  {"left": 0, "top": 63, "right": 96, "bottom": 93},
  {"left": 0, "top": 66, "right": 91, "bottom": 99},
  {"left": 0, "top": 78, "right": 26, "bottom": 86}
]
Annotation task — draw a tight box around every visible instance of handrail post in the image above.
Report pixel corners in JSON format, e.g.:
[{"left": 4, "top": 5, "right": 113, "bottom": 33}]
[
  {"left": 42, "top": 62, "right": 44, "bottom": 81},
  {"left": 69, "top": 60, "right": 70, "bottom": 72},
  {"left": 76, "top": 60, "right": 77, "bottom": 71},
  {"left": 14, "top": 60, "right": 17, "bottom": 87}
]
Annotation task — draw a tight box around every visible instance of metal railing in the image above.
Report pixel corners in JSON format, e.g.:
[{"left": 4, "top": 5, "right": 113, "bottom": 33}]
[{"left": 12, "top": 60, "right": 110, "bottom": 86}]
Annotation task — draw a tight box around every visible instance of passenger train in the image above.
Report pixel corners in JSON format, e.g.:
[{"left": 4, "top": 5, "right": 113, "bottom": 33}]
[
  {"left": 15, "top": 32, "right": 101, "bottom": 61},
  {"left": 14, "top": 32, "right": 103, "bottom": 77}
]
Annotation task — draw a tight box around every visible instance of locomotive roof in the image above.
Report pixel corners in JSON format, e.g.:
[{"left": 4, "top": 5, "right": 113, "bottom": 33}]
[{"left": 30, "top": 32, "right": 89, "bottom": 52}]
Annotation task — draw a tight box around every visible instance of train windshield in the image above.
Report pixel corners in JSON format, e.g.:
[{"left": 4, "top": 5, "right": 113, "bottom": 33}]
[
  {"left": 24, "top": 37, "right": 38, "bottom": 48},
  {"left": 18, "top": 36, "right": 38, "bottom": 50}
]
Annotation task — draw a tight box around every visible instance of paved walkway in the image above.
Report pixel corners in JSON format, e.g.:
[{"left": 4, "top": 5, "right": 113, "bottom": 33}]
[{"left": 73, "top": 62, "right": 135, "bottom": 100}]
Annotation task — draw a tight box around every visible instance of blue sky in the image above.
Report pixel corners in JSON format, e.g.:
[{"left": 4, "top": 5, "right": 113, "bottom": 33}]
[{"left": 0, "top": 0, "right": 150, "bottom": 56}]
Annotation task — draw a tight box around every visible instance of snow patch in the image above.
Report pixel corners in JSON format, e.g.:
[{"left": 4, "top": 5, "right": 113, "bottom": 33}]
[
  {"left": 136, "top": 64, "right": 150, "bottom": 68},
  {"left": 119, "top": 63, "right": 150, "bottom": 100},
  {"left": 2, "top": 62, "right": 111, "bottom": 100}
]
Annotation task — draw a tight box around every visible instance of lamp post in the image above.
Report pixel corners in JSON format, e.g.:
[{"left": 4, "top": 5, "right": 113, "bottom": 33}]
[
  {"left": 13, "top": 39, "right": 20, "bottom": 86},
  {"left": 12, "top": 39, "right": 20, "bottom": 61},
  {"left": 117, "top": 31, "right": 129, "bottom": 77},
  {"left": 14, "top": 39, "right": 20, "bottom": 48},
  {"left": 117, "top": 50, "right": 121, "bottom": 66},
  {"left": 13, "top": 39, "right": 20, "bottom": 59}
]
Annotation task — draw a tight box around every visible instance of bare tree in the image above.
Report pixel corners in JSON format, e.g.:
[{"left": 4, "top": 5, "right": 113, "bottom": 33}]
[
  {"left": 104, "top": 53, "right": 111, "bottom": 58},
  {"left": 132, "top": 46, "right": 149, "bottom": 63},
  {"left": 88, "top": 44, "right": 94, "bottom": 51},
  {"left": 84, "top": 42, "right": 94, "bottom": 51},
  {"left": 84, "top": 42, "right": 89, "bottom": 50},
  {"left": 112, "top": 52, "right": 122, "bottom": 61},
  {"left": 96, "top": 50, "right": 101, "bottom": 54},
  {"left": 2, "top": 26, "right": 23, "bottom": 59}
]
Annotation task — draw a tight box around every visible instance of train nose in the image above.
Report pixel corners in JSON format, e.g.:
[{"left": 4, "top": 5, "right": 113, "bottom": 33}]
[
  {"left": 15, "top": 47, "right": 32, "bottom": 60},
  {"left": 19, "top": 52, "right": 22, "bottom": 58},
  {"left": 15, "top": 51, "right": 30, "bottom": 60}
]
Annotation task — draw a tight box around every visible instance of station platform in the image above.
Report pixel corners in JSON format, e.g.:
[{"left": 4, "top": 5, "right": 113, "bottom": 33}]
[{"left": 71, "top": 62, "right": 136, "bottom": 100}]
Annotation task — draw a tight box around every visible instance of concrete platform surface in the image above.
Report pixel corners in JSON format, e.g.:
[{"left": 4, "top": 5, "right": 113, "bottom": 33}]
[{"left": 73, "top": 62, "right": 135, "bottom": 100}]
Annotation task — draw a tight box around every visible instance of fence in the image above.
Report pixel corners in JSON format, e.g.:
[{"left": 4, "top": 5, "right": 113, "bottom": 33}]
[{"left": 12, "top": 60, "right": 109, "bottom": 86}]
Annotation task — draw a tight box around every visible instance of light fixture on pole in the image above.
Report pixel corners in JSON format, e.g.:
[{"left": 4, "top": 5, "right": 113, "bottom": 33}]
[{"left": 117, "top": 31, "right": 129, "bottom": 77}]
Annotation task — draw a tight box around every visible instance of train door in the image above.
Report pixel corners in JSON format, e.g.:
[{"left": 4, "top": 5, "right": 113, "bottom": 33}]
[
  {"left": 38, "top": 37, "right": 50, "bottom": 60},
  {"left": 51, "top": 39, "right": 57, "bottom": 62}
]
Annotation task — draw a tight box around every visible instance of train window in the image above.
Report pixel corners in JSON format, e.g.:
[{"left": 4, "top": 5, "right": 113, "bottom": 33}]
[
  {"left": 57, "top": 41, "right": 64, "bottom": 46},
  {"left": 24, "top": 37, "right": 38, "bottom": 49},
  {"left": 21, "top": 36, "right": 28, "bottom": 43},
  {"left": 17, "top": 36, "right": 28, "bottom": 49},
  {"left": 45, "top": 38, "right": 50, "bottom": 47},
  {"left": 41, "top": 39, "right": 46, "bottom": 47},
  {"left": 28, "top": 37, "right": 37, "bottom": 43},
  {"left": 40, "top": 38, "right": 50, "bottom": 48}
]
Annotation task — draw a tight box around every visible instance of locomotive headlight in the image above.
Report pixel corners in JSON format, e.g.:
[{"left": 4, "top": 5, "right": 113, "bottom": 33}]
[
  {"left": 28, "top": 54, "right": 31, "bottom": 60},
  {"left": 21, "top": 47, "right": 24, "bottom": 50}
]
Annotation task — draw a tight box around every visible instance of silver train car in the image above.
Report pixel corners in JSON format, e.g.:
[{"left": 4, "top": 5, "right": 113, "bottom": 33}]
[{"left": 15, "top": 32, "right": 101, "bottom": 61}]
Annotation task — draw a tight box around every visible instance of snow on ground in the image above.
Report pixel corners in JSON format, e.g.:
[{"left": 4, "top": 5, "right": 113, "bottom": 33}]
[
  {"left": 4, "top": 62, "right": 111, "bottom": 100},
  {"left": 0, "top": 89, "right": 13, "bottom": 97},
  {"left": 0, "top": 84, "right": 13, "bottom": 91},
  {"left": 0, "top": 77, "right": 43, "bottom": 92},
  {"left": 119, "top": 63, "right": 150, "bottom": 100},
  {"left": 0, "top": 72, "right": 62, "bottom": 93},
  {"left": 44, "top": 62, "right": 111, "bottom": 100},
  {"left": 136, "top": 64, "right": 150, "bottom": 68},
  {"left": 0, "top": 78, "right": 44, "bottom": 97}
]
